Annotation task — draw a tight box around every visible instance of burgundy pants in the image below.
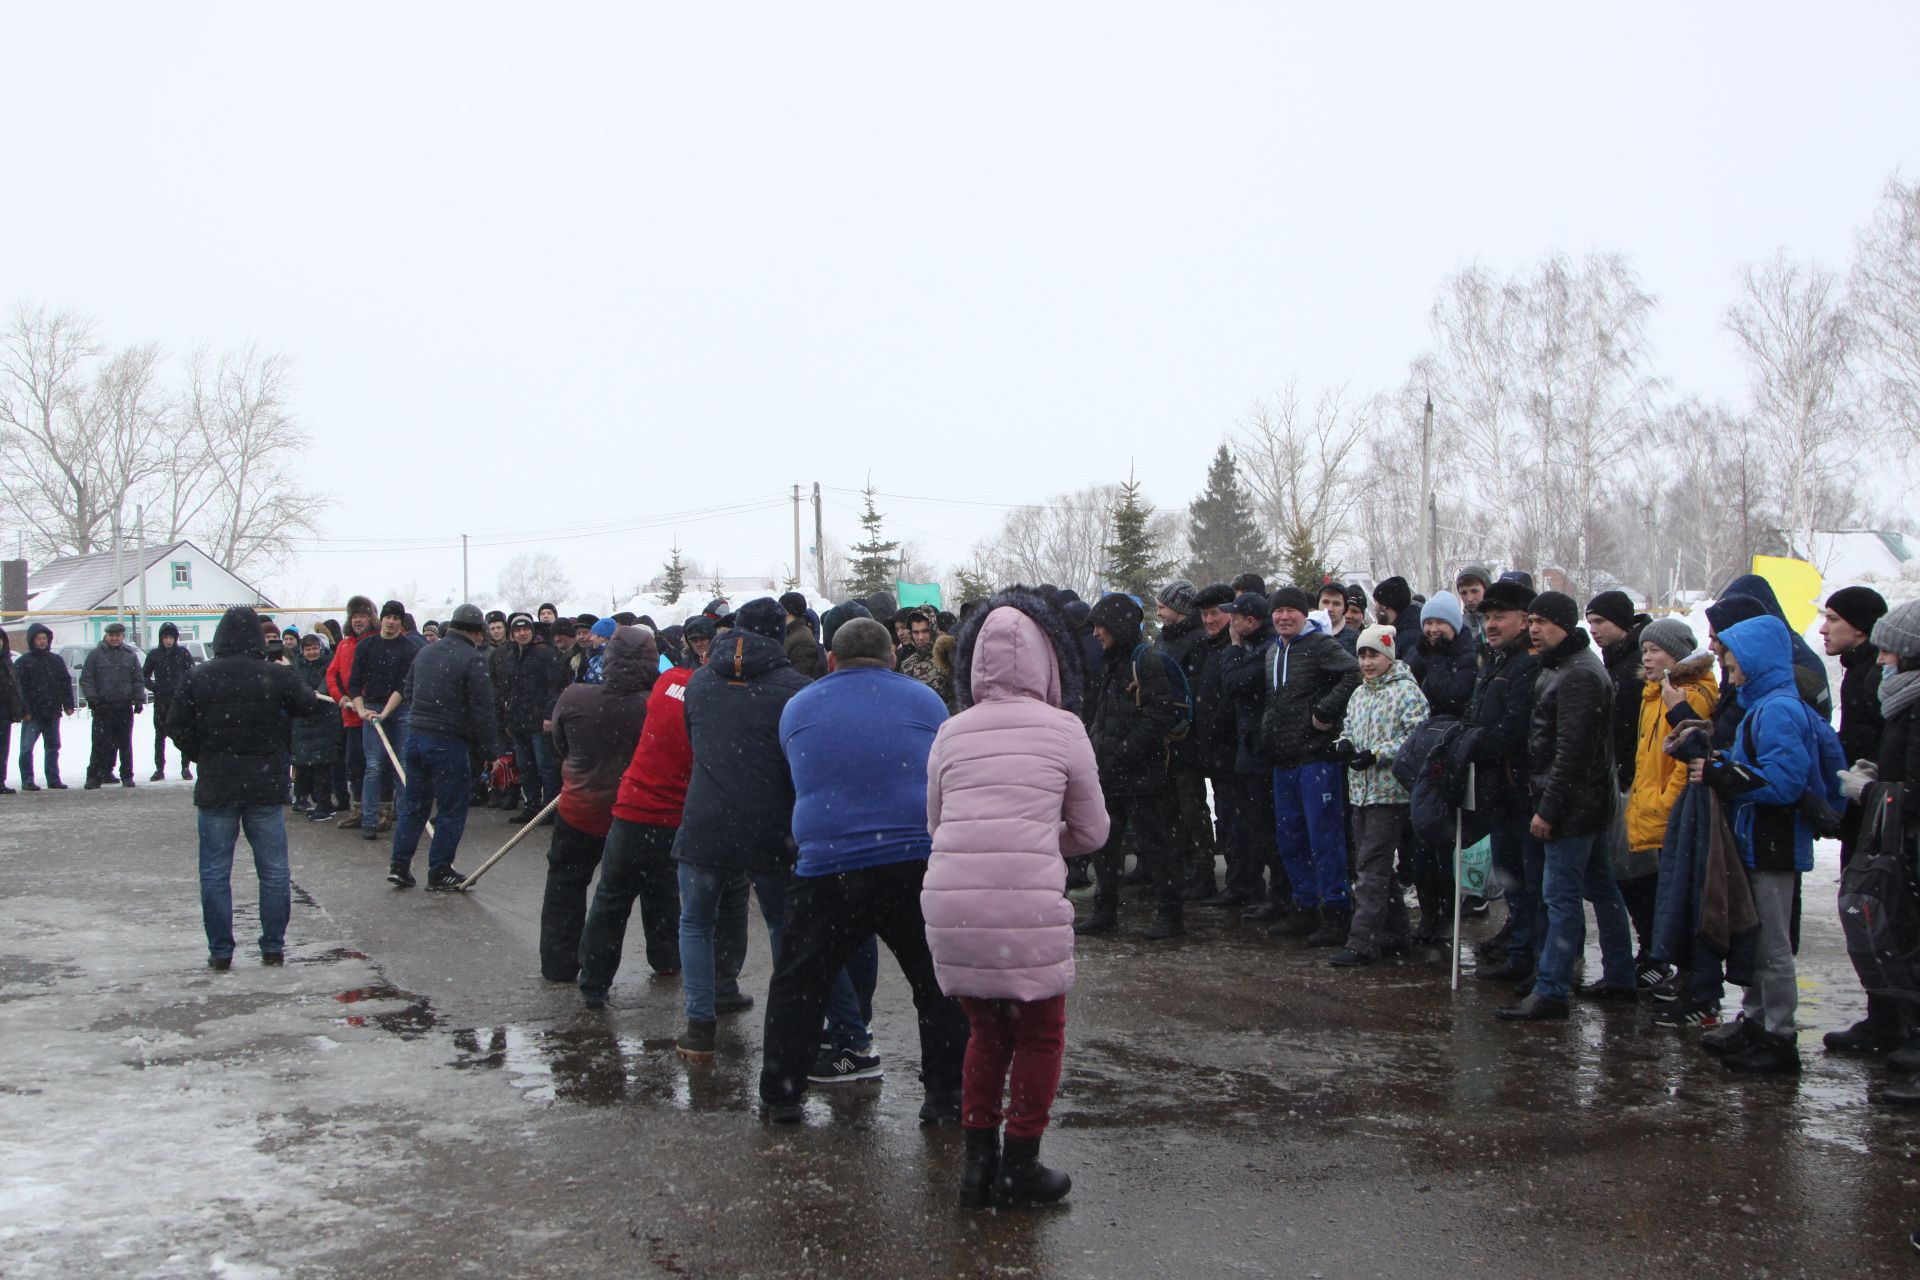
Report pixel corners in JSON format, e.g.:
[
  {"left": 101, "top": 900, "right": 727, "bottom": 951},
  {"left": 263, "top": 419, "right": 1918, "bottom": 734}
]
[{"left": 959, "top": 994, "right": 1066, "bottom": 1140}]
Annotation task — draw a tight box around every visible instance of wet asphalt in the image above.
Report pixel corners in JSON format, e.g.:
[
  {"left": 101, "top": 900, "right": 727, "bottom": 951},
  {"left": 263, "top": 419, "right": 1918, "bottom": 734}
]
[{"left": 3, "top": 783, "right": 1918, "bottom": 1278}]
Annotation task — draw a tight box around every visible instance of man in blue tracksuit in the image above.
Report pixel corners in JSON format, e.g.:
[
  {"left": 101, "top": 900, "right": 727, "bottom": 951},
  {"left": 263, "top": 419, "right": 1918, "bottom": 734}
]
[
  {"left": 1691, "top": 614, "right": 1845, "bottom": 1075},
  {"left": 1258, "top": 587, "right": 1362, "bottom": 947}
]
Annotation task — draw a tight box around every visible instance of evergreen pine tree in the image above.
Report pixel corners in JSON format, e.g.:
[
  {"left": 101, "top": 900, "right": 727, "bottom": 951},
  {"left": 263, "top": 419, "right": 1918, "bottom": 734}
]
[
  {"left": 844, "top": 485, "right": 900, "bottom": 598},
  {"left": 1103, "top": 475, "right": 1174, "bottom": 603},
  {"left": 1185, "top": 443, "right": 1270, "bottom": 586},
  {"left": 660, "top": 544, "right": 688, "bottom": 605},
  {"left": 952, "top": 567, "right": 992, "bottom": 604}
]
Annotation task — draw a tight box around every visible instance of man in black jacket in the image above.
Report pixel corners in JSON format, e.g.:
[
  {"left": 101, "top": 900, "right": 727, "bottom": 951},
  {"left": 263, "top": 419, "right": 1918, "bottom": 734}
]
[
  {"left": 1819, "top": 585, "right": 1894, "bottom": 1054},
  {"left": 1496, "top": 592, "right": 1636, "bottom": 1021},
  {"left": 167, "top": 607, "right": 323, "bottom": 969},
  {"left": 1585, "top": 590, "right": 1650, "bottom": 792},
  {"left": 348, "top": 601, "right": 420, "bottom": 838},
  {"left": 672, "top": 599, "right": 813, "bottom": 1058},
  {"left": 80, "top": 622, "right": 145, "bottom": 788},
  {"left": 387, "top": 604, "right": 499, "bottom": 890},
  {"left": 1189, "top": 584, "right": 1242, "bottom": 903},
  {"left": 502, "top": 611, "right": 569, "bottom": 825},
  {"left": 1077, "top": 592, "right": 1184, "bottom": 939},
  {"left": 1468, "top": 579, "right": 1545, "bottom": 982},
  {"left": 1372, "top": 576, "right": 1423, "bottom": 661},
  {"left": 1259, "top": 587, "right": 1362, "bottom": 946},
  {"left": 142, "top": 622, "right": 197, "bottom": 781},
  {"left": 1154, "top": 579, "right": 1216, "bottom": 900},
  {"left": 1218, "top": 594, "right": 1283, "bottom": 914},
  {"left": 14, "top": 624, "right": 75, "bottom": 790}
]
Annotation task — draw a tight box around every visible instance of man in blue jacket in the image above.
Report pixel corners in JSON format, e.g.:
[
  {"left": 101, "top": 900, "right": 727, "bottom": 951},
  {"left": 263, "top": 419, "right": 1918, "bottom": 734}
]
[
  {"left": 1691, "top": 614, "right": 1845, "bottom": 1075},
  {"left": 758, "top": 617, "right": 967, "bottom": 1124}
]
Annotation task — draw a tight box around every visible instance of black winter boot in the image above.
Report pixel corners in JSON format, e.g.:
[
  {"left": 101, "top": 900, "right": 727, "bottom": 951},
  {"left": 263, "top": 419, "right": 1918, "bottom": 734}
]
[
  {"left": 1824, "top": 995, "right": 1903, "bottom": 1055},
  {"left": 1723, "top": 1029, "right": 1801, "bottom": 1075},
  {"left": 1306, "top": 905, "right": 1352, "bottom": 948},
  {"left": 959, "top": 1127, "right": 1000, "bottom": 1208},
  {"left": 1143, "top": 903, "right": 1185, "bottom": 940},
  {"left": 1074, "top": 899, "right": 1118, "bottom": 936},
  {"left": 1265, "top": 905, "right": 1318, "bottom": 938},
  {"left": 993, "top": 1136, "right": 1071, "bottom": 1209}
]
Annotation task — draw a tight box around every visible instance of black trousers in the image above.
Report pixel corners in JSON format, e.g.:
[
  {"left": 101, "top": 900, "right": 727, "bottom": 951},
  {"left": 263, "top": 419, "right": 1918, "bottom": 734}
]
[
  {"left": 1226, "top": 771, "right": 1281, "bottom": 902},
  {"left": 1092, "top": 789, "right": 1179, "bottom": 908},
  {"left": 292, "top": 763, "right": 333, "bottom": 808},
  {"left": 151, "top": 700, "right": 172, "bottom": 772},
  {"left": 541, "top": 814, "right": 608, "bottom": 982},
  {"left": 1167, "top": 766, "right": 1218, "bottom": 887},
  {"left": 88, "top": 703, "right": 136, "bottom": 782},
  {"left": 578, "top": 818, "right": 683, "bottom": 996},
  {"left": 758, "top": 860, "right": 969, "bottom": 1108}
]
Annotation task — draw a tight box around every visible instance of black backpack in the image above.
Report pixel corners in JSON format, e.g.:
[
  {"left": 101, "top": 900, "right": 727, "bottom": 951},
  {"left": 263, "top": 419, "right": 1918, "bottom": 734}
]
[
  {"left": 1837, "top": 783, "right": 1920, "bottom": 1012},
  {"left": 1131, "top": 643, "right": 1193, "bottom": 742}
]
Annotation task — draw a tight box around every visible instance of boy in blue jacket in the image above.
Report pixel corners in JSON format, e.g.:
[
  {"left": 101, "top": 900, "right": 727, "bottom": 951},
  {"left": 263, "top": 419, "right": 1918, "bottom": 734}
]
[{"left": 1689, "top": 614, "right": 1845, "bottom": 1075}]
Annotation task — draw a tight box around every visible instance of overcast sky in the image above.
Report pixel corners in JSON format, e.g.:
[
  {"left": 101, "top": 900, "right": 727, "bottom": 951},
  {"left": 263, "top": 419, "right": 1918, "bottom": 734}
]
[{"left": 4, "top": 3, "right": 1915, "bottom": 611}]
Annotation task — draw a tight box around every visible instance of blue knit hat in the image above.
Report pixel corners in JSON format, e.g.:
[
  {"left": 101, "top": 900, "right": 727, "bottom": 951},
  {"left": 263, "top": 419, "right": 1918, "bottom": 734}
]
[{"left": 1422, "top": 590, "right": 1465, "bottom": 635}]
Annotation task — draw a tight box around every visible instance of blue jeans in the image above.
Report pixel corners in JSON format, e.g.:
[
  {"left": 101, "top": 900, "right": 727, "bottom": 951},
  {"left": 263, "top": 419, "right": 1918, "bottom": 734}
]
[
  {"left": 198, "top": 804, "right": 291, "bottom": 959},
  {"left": 19, "top": 716, "right": 61, "bottom": 785},
  {"left": 511, "top": 728, "right": 561, "bottom": 812},
  {"left": 1532, "top": 830, "right": 1636, "bottom": 1001},
  {"left": 1488, "top": 808, "right": 1538, "bottom": 969},
  {"left": 676, "top": 863, "right": 869, "bottom": 1039},
  {"left": 1273, "top": 761, "right": 1350, "bottom": 909},
  {"left": 390, "top": 731, "right": 474, "bottom": 871},
  {"left": 361, "top": 711, "right": 408, "bottom": 829}
]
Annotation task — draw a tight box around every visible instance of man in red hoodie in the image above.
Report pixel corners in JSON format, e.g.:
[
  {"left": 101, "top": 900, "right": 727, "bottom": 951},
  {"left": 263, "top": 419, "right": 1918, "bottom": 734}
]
[
  {"left": 325, "top": 596, "right": 374, "bottom": 827},
  {"left": 576, "top": 632, "right": 693, "bottom": 1008},
  {"left": 539, "top": 626, "right": 660, "bottom": 983}
]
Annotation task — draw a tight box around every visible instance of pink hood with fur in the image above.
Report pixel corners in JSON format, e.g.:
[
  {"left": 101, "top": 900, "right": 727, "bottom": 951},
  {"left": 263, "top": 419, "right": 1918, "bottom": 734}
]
[{"left": 921, "top": 606, "right": 1109, "bottom": 1001}]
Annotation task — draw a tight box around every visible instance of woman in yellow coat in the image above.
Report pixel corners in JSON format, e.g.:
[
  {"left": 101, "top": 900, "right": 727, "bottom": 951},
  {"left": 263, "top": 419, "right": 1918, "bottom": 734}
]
[{"left": 1625, "top": 617, "right": 1718, "bottom": 999}]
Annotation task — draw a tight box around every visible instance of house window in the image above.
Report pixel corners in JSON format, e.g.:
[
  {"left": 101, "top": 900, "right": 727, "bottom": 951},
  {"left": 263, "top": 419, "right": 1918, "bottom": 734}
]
[{"left": 171, "top": 561, "right": 191, "bottom": 589}]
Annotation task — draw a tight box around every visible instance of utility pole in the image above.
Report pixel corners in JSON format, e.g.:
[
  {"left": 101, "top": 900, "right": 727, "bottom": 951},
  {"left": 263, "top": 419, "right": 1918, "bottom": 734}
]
[
  {"left": 1419, "top": 393, "right": 1437, "bottom": 593},
  {"left": 461, "top": 533, "right": 470, "bottom": 603},
  {"left": 792, "top": 484, "right": 803, "bottom": 593},
  {"left": 1642, "top": 503, "right": 1659, "bottom": 611},
  {"left": 812, "top": 482, "right": 827, "bottom": 599},
  {"left": 112, "top": 508, "right": 126, "bottom": 638},
  {"left": 136, "top": 504, "right": 148, "bottom": 647}
]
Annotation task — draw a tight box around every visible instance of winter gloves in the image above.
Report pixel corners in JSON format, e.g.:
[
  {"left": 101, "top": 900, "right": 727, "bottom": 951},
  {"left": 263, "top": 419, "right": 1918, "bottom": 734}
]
[
  {"left": 1333, "top": 739, "right": 1378, "bottom": 771},
  {"left": 1837, "top": 758, "right": 1879, "bottom": 803}
]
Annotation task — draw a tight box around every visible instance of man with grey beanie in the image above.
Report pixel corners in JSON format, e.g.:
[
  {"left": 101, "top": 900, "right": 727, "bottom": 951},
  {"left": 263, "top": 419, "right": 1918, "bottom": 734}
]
[
  {"left": 1455, "top": 565, "right": 1494, "bottom": 645},
  {"left": 1865, "top": 601, "right": 1920, "bottom": 1099}
]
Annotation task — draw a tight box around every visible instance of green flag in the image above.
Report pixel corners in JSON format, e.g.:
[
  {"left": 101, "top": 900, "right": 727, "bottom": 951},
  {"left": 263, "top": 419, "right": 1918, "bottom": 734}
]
[{"left": 895, "top": 581, "right": 942, "bottom": 609}]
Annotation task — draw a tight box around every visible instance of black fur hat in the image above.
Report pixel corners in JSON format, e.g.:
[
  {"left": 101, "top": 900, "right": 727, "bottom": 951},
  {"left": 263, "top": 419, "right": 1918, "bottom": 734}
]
[{"left": 950, "top": 588, "right": 1086, "bottom": 716}]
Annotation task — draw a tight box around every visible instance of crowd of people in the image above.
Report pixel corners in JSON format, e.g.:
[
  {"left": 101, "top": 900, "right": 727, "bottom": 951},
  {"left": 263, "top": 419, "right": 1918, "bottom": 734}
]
[{"left": 4, "top": 560, "right": 1918, "bottom": 1211}]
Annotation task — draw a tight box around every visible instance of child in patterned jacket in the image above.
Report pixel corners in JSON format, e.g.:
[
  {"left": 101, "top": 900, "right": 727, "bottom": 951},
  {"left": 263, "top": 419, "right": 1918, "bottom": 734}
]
[{"left": 1327, "top": 624, "right": 1430, "bottom": 966}]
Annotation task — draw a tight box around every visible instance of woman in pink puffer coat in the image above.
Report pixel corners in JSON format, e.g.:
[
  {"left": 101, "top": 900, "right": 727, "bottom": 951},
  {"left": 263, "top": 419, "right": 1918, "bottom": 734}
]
[{"left": 923, "top": 590, "right": 1109, "bottom": 1210}]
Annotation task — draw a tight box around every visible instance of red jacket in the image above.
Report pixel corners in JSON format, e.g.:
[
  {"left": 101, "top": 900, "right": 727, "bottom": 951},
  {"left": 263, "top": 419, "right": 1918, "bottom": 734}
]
[
  {"left": 326, "top": 631, "right": 365, "bottom": 728},
  {"left": 612, "top": 665, "right": 692, "bottom": 828}
]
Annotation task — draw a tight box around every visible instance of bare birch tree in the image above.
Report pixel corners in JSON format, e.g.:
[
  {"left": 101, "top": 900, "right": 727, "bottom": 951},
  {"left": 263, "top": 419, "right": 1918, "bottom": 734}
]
[
  {"left": 1421, "top": 266, "right": 1528, "bottom": 562},
  {"left": 1850, "top": 174, "right": 1920, "bottom": 452},
  {"left": 1233, "top": 382, "right": 1366, "bottom": 587},
  {"left": 497, "top": 551, "right": 572, "bottom": 607},
  {"left": 973, "top": 484, "right": 1121, "bottom": 596},
  {"left": 171, "top": 344, "right": 325, "bottom": 578},
  {"left": 1726, "top": 252, "right": 1861, "bottom": 568},
  {"left": 1515, "top": 252, "right": 1661, "bottom": 593}
]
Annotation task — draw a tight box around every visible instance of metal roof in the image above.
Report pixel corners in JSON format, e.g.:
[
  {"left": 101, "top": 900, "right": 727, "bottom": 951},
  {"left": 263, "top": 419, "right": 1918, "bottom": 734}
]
[{"left": 23, "top": 539, "right": 274, "bottom": 613}]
